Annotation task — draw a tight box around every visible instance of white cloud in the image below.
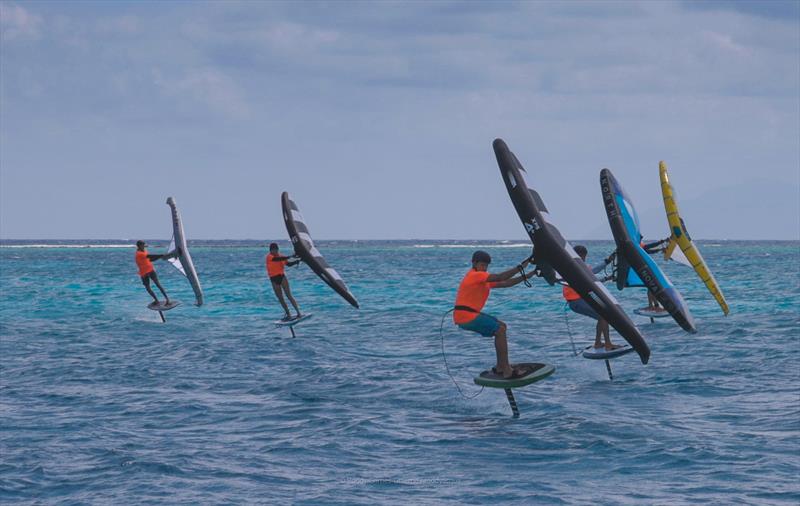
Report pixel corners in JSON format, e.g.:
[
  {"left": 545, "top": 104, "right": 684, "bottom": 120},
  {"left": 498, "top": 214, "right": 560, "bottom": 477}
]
[
  {"left": 260, "top": 21, "right": 339, "bottom": 52},
  {"left": 702, "top": 30, "right": 753, "bottom": 58},
  {"left": 96, "top": 14, "right": 140, "bottom": 35},
  {"left": 152, "top": 67, "right": 249, "bottom": 119},
  {"left": 1, "top": 0, "right": 797, "bottom": 238},
  {"left": 0, "top": 2, "right": 42, "bottom": 41}
]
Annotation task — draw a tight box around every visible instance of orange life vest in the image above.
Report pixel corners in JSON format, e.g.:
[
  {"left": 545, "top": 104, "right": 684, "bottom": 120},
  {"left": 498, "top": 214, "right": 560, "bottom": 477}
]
[
  {"left": 135, "top": 250, "right": 154, "bottom": 277},
  {"left": 562, "top": 285, "right": 581, "bottom": 301},
  {"left": 266, "top": 253, "right": 287, "bottom": 277},
  {"left": 453, "top": 270, "right": 495, "bottom": 324}
]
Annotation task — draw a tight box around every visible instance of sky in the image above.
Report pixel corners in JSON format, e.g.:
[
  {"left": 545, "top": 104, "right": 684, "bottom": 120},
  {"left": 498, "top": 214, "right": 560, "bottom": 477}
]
[{"left": 1, "top": 0, "right": 799, "bottom": 241}]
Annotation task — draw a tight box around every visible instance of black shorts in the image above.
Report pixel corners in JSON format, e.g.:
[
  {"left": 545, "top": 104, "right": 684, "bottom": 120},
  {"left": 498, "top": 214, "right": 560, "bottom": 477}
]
[
  {"left": 140, "top": 271, "right": 158, "bottom": 284},
  {"left": 270, "top": 274, "right": 285, "bottom": 285}
]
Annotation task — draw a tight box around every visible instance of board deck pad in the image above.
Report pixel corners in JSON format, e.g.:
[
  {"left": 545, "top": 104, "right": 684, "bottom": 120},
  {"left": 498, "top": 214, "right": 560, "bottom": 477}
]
[
  {"left": 274, "top": 313, "right": 313, "bottom": 327},
  {"left": 148, "top": 300, "right": 180, "bottom": 311},
  {"left": 634, "top": 307, "right": 671, "bottom": 318},
  {"left": 474, "top": 362, "right": 555, "bottom": 389},
  {"left": 582, "top": 344, "right": 634, "bottom": 360}
]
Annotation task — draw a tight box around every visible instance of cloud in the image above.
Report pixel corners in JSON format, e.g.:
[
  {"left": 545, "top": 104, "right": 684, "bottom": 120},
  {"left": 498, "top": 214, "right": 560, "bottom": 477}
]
[
  {"left": 1, "top": 0, "right": 797, "bottom": 239},
  {"left": 152, "top": 67, "right": 249, "bottom": 119},
  {"left": 95, "top": 14, "right": 140, "bottom": 35},
  {"left": 702, "top": 30, "right": 752, "bottom": 58},
  {"left": 0, "top": 2, "right": 42, "bottom": 41},
  {"left": 260, "top": 21, "right": 339, "bottom": 51},
  {"left": 681, "top": 0, "right": 800, "bottom": 21}
]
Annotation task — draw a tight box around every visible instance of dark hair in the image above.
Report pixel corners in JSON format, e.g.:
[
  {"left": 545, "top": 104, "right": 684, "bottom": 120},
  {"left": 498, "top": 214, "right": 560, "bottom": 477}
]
[
  {"left": 471, "top": 250, "right": 492, "bottom": 264},
  {"left": 136, "top": 240, "right": 145, "bottom": 248},
  {"left": 573, "top": 245, "right": 588, "bottom": 258},
  {"left": 269, "top": 242, "right": 279, "bottom": 250}
]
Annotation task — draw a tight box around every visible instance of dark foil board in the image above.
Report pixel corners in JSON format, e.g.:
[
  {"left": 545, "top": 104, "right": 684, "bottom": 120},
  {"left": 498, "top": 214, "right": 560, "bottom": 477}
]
[
  {"left": 474, "top": 362, "right": 555, "bottom": 389},
  {"left": 147, "top": 301, "right": 180, "bottom": 311},
  {"left": 634, "top": 307, "right": 671, "bottom": 318},
  {"left": 600, "top": 169, "right": 696, "bottom": 332},
  {"left": 274, "top": 313, "right": 313, "bottom": 327},
  {"left": 582, "top": 345, "right": 635, "bottom": 360},
  {"left": 493, "top": 138, "right": 650, "bottom": 364}
]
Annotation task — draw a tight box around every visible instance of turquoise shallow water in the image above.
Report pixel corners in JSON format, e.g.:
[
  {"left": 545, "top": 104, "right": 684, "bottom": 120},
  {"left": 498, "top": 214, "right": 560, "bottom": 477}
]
[{"left": 1, "top": 240, "right": 798, "bottom": 504}]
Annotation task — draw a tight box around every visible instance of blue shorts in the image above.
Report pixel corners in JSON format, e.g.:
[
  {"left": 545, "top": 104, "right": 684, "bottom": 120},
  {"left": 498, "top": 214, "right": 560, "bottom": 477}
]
[
  {"left": 458, "top": 312, "right": 501, "bottom": 337},
  {"left": 569, "top": 299, "right": 600, "bottom": 321}
]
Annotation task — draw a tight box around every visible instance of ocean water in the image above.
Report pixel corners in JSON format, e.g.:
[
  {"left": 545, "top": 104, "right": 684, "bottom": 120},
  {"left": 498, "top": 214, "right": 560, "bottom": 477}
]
[{"left": 1, "top": 240, "right": 798, "bottom": 505}]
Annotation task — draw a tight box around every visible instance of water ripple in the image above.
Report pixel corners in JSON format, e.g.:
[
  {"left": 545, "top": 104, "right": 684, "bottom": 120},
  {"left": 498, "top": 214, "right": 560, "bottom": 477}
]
[{"left": 1, "top": 241, "right": 798, "bottom": 504}]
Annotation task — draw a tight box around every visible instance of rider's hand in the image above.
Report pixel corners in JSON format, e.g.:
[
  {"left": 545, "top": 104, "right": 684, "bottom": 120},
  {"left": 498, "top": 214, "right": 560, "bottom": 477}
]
[{"left": 522, "top": 253, "right": 535, "bottom": 267}]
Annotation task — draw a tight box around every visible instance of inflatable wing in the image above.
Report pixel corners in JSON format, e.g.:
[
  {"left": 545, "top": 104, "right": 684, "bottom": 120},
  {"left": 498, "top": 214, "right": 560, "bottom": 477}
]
[
  {"left": 166, "top": 197, "right": 203, "bottom": 306},
  {"left": 493, "top": 139, "right": 650, "bottom": 364},
  {"left": 282, "top": 192, "right": 359, "bottom": 309},
  {"left": 660, "top": 161, "right": 729, "bottom": 315},
  {"left": 600, "top": 169, "right": 695, "bottom": 332}
]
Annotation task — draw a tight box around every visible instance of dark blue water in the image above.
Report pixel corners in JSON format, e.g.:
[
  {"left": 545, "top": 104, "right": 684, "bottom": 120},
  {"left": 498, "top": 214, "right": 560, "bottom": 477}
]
[{"left": 1, "top": 240, "right": 798, "bottom": 504}]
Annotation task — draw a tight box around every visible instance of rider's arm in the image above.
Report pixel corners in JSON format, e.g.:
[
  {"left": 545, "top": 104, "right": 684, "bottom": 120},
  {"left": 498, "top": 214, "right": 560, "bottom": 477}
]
[
  {"left": 642, "top": 239, "right": 668, "bottom": 254},
  {"left": 590, "top": 252, "right": 616, "bottom": 274},
  {"left": 149, "top": 249, "right": 180, "bottom": 261},
  {"left": 487, "top": 256, "right": 533, "bottom": 283},
  {"left": 492, "top": 269, "right": 536, "bottom": 288}
]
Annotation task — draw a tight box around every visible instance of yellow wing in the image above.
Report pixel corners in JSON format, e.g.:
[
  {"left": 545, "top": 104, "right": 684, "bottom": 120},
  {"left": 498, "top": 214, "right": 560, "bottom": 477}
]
[{"left": 660, "top": 161, "right": 729, "bottom": 315}]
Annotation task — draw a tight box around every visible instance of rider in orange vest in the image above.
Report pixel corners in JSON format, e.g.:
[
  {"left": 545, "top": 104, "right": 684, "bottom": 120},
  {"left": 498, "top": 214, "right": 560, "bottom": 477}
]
[
  {"left": 135, "top": 240, "right": 176, "bottom": 305},
  {"left": 266, "top": 243, "right": 302, "bottom": 321},
  {"left": 563, "top": 245, "right": 619, "bottom": 350},
  {"left": 454, "top": 250, "right": 536, "bottom": 379}
]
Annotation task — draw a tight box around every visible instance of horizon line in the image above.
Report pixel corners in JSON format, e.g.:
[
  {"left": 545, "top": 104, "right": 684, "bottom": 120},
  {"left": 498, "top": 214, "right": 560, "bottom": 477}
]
[{"left": 1, "top": 238, "right": 798, "bottom": 243}]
